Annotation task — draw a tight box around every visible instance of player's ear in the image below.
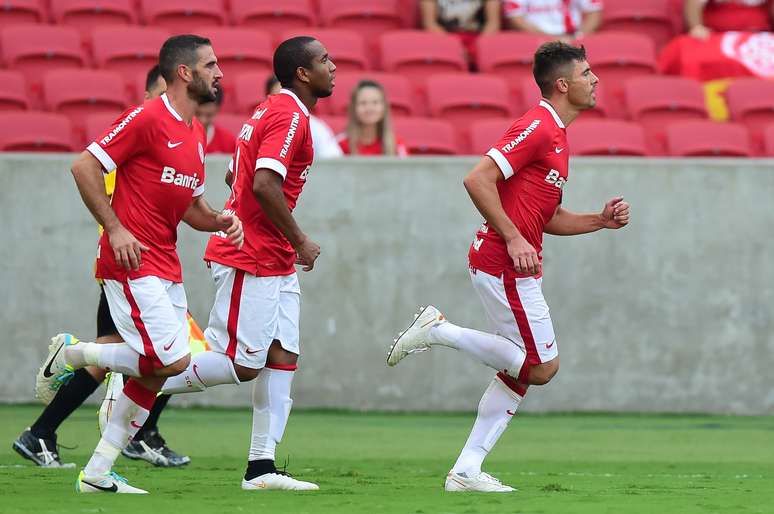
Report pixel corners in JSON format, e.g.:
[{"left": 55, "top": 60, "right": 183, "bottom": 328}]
[
  {"left": 555, "top": 77, "right": 569, "bottom": 94},
  {"left": 177, "top": 63, "right": 193, "bottom": 84},
  {"left": 296, "top": 66, "right": 311, "bottom": 85}
]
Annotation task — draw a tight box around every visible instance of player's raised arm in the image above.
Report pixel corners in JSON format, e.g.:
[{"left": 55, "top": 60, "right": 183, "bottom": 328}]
[{"left": 544, "top": 197, "right": 630, "bottom": 235}]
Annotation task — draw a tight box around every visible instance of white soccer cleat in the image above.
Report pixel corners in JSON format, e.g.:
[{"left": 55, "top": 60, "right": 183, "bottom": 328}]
[
  {"left": 98, "top": 372, "right": 123, "bottom": 435},
  {"left": 35, "top": 334, "right": 78, "bottom": 405},
  {"left": 444, "top": 471, "right": 516, "bottom": 492},
  {"left": 241, "top": 473, "right": 320, "bottom": 491},
  {"left": 387, "top": 305, "right": 445, "bottom": 367},
  {"left": 76, "top": 470, "right": 148, "bottom": 494}
]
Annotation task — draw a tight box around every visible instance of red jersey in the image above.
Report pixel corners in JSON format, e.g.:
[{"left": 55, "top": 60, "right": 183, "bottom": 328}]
[
  {"left": 702, "top": 0, "right": 771, "bottom": 32},
  {"left": 206, "top": 124, "right": 236, "bottom": 154},
  {"left": 205, "top": 89, "right": 314, "bottom": 276},
  {"left": 468, "top": 100, "right": 568, "bottom": 278},
  {"left": 337, "top": 135, "right": 409, "bottom": 156},
  {"left": 87, "top": 94, "right": 207, "bottom": 283}
]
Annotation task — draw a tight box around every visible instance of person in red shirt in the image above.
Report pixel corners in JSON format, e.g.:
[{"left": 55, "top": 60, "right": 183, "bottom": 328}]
[
  {"left": 337, "top": 80, "right": 408, "bottom": 156},
  {"left": 160, "top": 36, "right": 336, "bottom": 491},
  {"left": 36, "top": 35, "right": 243, "bottom": 494},
  {"left": 196, "top": 87, "right": 236, "bottom": 154},
  {"left": 388, "top": 42, "right": 630, "bottom": 492},
  {"left": 685, "top": 0, "right": 773, "bottom": 38}
]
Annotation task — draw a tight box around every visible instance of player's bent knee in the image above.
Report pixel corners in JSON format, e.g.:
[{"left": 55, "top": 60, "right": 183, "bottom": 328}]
[
  {"left": 529, "top": 359, "right": 559, "bottom": 385},
  {"left": 267, "top": 340, "right": 298, "bottom": 366},
  {"left": 234, "top": 364, "right": 259, "bottom": 382},
  {"left": 157, "top": 354, "right": 191, "bottom": 377}
]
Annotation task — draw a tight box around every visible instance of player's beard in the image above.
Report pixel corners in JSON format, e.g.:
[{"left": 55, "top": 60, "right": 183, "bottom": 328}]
[{"left": 188, "top": 71, "right": 217, "bottom": 104}]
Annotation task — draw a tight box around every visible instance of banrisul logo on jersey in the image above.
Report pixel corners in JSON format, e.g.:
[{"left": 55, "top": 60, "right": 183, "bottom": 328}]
[{"left": 160, "top": 166, "right": 201, "bottom": 190}]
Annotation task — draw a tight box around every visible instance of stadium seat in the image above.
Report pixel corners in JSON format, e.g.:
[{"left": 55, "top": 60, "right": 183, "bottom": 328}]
[
  {"left": 42, "top": 70, "right": 128, "bottom": 136},
  {"left": 281, "top": 29, "right": 369, "bottom": 73},
  {"left": 195, "top": 28, "right": 273, "bottom": 77},
  {"left": 0, "top": 0, "right": 46, "bottom": 25},
  {"left": 0, "top": 112, "right": 75, "bottom": 152},
  {"left": 92, "top": 26, "right": 170, "bottom": 82},
  {"left": 469, "top": 118, "right": 512, "bottom": 155},
  {"left": 1, "top": 25, "right": 85, "bottom": 86},
  {"left": 392, "top": 117, "right": 457, "bottom": 155},
  {"left": 318, "top": 0, "right": 403, "bottom": 42},
  {"left": 426, "top": 73, "right": 511, "bottom": 123},
  {"left": 600, "top": 0, "right": 676, "bottom": 50},
  {"left": 763, "top": 124, "right": 774, "bottom": 157},
  {"left": 230, "top": 0, "right": 316, "bottom": 34},
  {"left": 233, "top": 72, "right": 267, "bottom": 115},
  {"left": 380, "top": 31, "right": 467, "bottom": 86},
  {"left": 625, "top": 76, "right": 707, "bottom": 154},
  {"left": 567, "top": 120, "right": 648, "bottom": 156},
  {"left": 0, "top": 71, "right": 30, "bottom": 111},
  {"left": 476, "top": 33, "right": 551, "bottom": 93},
  {"left": 579, "top": 32, "right": 657, "bottom": 117},
  {"left": 665, "top": 121, "right": 752, "bottom": 157},
  {"left": 725, "top": 78, "right": 774, "bottom": 153},
  {"left": 84, "top": 111, "right": 125, "bottom": 146},
  {"left": 320, "top": 71, "right": 415, "bottom": 117},
  {"left": 214, "top": 113, "right": 247, "bottom": 141},
  {"left": 51, "top": 0, "right": 136, "bottom": 32},
  {"left": 141, "top": 0, "right": 226, "bottom": 30}
]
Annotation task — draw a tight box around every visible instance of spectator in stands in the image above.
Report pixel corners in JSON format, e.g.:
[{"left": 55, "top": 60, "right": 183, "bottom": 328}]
[
  {"left": 338, "top": 80, "right": 408, "bottom": 157},
  {"left": 503, "top": 0, "right": 603, "bottom": 40},
  {"left": 145, "top": 65, "right": 166, "bottom": 99},
  {"left": 420, "top": 0, "right": 502, "bottom": 67},
  {"left": 196, "top": 87, "right": 235, "bottom": 154},
  {"left": 266, "top": 76, "right": 342, "bottom": 159},
  {"left": 684, "top": 0, "right": 773, "bottom": 39}
]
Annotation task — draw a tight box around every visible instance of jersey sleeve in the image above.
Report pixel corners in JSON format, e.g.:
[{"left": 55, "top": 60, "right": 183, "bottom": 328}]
[
  {"left": 486, "top": 117, "right": 551, "bottom": 179},
  {"left": 86, "top": 106, "right": 150, "bottom": 172},
  {"left": 579, "top": 0, "right": 603, "bottom": 12},
  {"left": 502, "top": 1, "right": 525, "bottom": 18},
  {"left": 254, "top": 110, "right": 306, "bottom": 180}
]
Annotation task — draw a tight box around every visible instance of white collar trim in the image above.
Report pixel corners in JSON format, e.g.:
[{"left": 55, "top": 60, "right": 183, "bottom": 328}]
[
  {"left": 161, "top": 93, "right": 183, "bottom": 122},
  {"left": 539, "top": 100, "right": 565, "bottom": 129},
  {"left": 280, "top": 88, "right": 310, "bottom": 117}
]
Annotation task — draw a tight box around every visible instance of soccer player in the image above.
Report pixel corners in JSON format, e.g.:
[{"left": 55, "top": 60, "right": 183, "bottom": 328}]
[
  {"left": 12, "top": 65, "right": 189, "bottom": 469},
  {"left": 35, "top": 34, "right": 243, "bottom": 494},
  {"left": 387, "top": 41, "right": 630, "bottom": 492},
  {"left": 160, "top": 36, "right": 335, "bottom": 491}
]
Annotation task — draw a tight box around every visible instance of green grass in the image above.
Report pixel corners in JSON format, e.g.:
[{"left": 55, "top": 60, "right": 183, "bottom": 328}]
[{"left": 1, "top": 405, "right": 773, "bottom": 513}]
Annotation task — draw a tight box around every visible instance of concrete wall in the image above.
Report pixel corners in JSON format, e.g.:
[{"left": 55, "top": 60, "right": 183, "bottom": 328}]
[{"left": 1, "top": 154, "right": 773, "bottom": 414}]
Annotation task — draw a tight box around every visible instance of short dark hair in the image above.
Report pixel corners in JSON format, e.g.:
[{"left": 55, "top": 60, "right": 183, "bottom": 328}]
[
  {"left": 273, "top": 36, "right": 317, "bottom": 89},
  {"left": 533, "top": 41, "right": 587, "bottom": 97},
  {"left": 145, "top": 64, "right": 162, "bottom": 93},
  {"left": 265, "top": 75, "right": 280, "bottom": 96},
  {"left": 159, "top": 34, "right": 211, "bottom": 84}
]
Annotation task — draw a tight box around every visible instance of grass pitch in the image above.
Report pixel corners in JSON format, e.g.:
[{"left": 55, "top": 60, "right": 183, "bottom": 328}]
[{"left": 1, "top": 405, "right": 772, "bottom": 513}]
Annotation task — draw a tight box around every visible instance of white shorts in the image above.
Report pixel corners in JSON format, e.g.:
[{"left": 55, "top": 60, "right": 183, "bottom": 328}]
[
  {"left": 204, "top": 262, "right": 300, "bottom": 369},
  {"left": 103, "top": 276, "right": 191, "bottom": 368},
  {"left": 469, "top": 267, "right": 558, "bottom": 365}
]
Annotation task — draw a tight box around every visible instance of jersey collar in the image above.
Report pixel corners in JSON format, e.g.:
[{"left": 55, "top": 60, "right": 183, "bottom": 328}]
[
  {"left": 280, "top": 88, "right": 310, "bottom": 117},
  {"left": 161, "top": 93, "right": 183, "bottom": 122},
  {"left": 539, "top": 99, "right": 565, "bottom": 129}
]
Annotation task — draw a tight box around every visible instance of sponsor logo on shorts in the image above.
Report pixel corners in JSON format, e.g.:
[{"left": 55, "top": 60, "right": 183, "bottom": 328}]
[
  {"left": 546, "top": 340, "right": 555, "bottom": 349},
  {"left": 163, "top": 341, "right": 174, "bottom": 351},
  {"left": 245, "top": 348, "right": 260, "bottom": 355},
  {"left": 130, "top": 420, "right": 143, "bottom": 429},
  {"left": 506, "top": 409, "right": 516, "bottom": 416}
]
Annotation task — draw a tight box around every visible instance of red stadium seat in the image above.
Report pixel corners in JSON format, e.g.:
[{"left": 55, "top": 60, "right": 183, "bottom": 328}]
[
  {"left": 84, "top": 111, "right": 125, "bottom": 146},
  {"left": 725, "top": 78, "right": 774, "bottom": 153},
  {"left": 92, "top": 26, "right": 170, "bottom": 82},
  {"left": 0, "top": 71, "right": 30, "bottom": 111},
  {"left": 0, "top": 0, "right": 45, "bottom": 25},
  {"left": 469, "top": 118, "right": 512, "bottom": 155},
  {"left": 1, "top": 25, "right": 85, "bottom": 86},
  {"left": 625, "top": 76, "right": 707, "bottom": 154},
  {"left": 214, "top": 113, "right": 247, "bottom": 141},
  {"left": 282, "top": 29, "right": 369, "bottom": 73},
  {"left": 426, "top": 73, "right": 511, "bottom": 123},
  {"left": 230, "top": 0, "right": 316, "bottom": 35},
  {"left": 763, "top": 124, "right": 774, "bottom": 157},
  {"left": 665, "top": 121, "right": 751, "bottom": 157},
  {"left": 567, "top": 120, "right": 648, "bottom": 156},
  {"left": 0, "top": 111, "right": 75, "bottom": 152},
  {"left": 600, "top": 0, "right": 676, "bottom": 50},
  {"left": 579, "top": 32, "right": 657, "bottom": 117},
  {"left": 320, "top": 71, "right": 415, "bottom": 117},
  {"left": 476, "top": 33, "right": 550, "bottom": 93},
  {"left": 233, "top": 72, "right": 268, "bottom": 115},
  {"left": 319, "top": 0, "right": 403, "bottom": 42},
  {"left": 51, "top": 0, "right": 136, "bottom": 32},
  {"left": 392, "top": 117, "right": 457, "bottom": 155},
  {"left": 42, "top": 70, "right": 128, "bottom": 138},
  {"left": 195, "top": 28, "right": 273, "bottom": 77},
  {"left": 141, "top": 0, "right": 226, "bottom": 31},
  {"left": 380, "top": 31, "right": 467, "bottom": 86}
]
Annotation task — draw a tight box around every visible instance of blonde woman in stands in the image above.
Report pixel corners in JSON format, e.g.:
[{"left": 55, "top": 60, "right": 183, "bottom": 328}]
[{"left": 338, "top": 80, "right": 408, "bottom": 157}]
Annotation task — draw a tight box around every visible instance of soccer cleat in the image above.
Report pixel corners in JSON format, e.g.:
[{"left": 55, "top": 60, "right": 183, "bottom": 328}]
[
  {"left": 387, "top": 305, "right": 446, "bottom": 367},
  {"left": 97, "top": 371, "right": 123, "bottom": 435},
  {"left": 122, "top": 430, "right": 190, "bottom": 467},
  {"left": 444, "top": 471, "right": 516, "bottom": 492},
  {"left": 12, "top": 428, "right": 75, "bottom": 468},
  {"left": 242, "top": 472, "right": 320, "bottom": 491},
  {"left": 76, "top": 470, "right": 148, "bottom": 494},
  {"left": 35, "top": 334, "right": 78, "bottom": 405}
]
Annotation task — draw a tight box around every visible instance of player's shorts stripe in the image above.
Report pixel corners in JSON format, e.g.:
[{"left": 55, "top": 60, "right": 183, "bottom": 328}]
[
  {"left": 121, "top": 281, "right": 161, "bottom": 368},
  {"left": 226, "top": 269, "right": 246, "bottom": 361},
  {"left": 86, "top": 142, "right": 117, "bottom": 173},
  {"left": 486, "top": 148, "right": 514, "bottom": 179},
  {"left": 503, "top": 274, "right": 540, "bottom": 365}
]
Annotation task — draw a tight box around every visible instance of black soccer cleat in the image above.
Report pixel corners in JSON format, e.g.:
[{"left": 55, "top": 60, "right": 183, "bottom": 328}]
[
  {"left": 122, "top": 429, "right": 190, "bottom": 467},
  {"left": 12, "top": 428, "right": 75, "bottom": 468}
]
